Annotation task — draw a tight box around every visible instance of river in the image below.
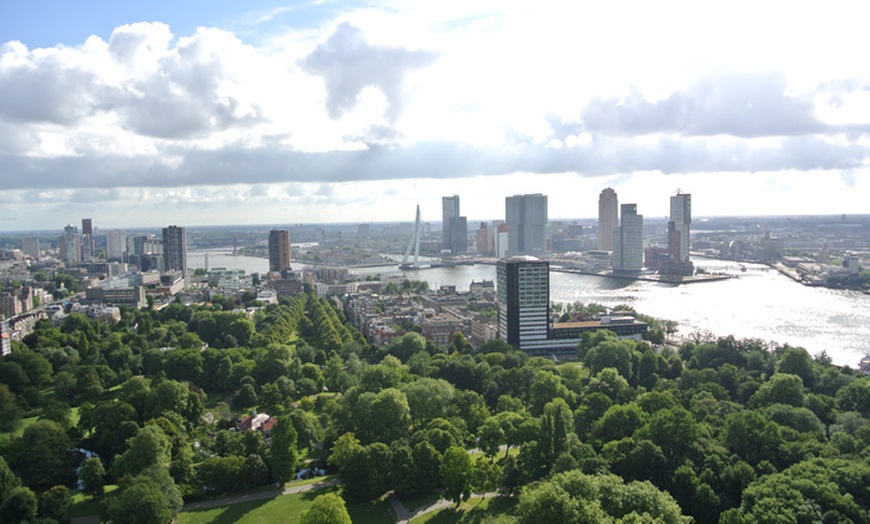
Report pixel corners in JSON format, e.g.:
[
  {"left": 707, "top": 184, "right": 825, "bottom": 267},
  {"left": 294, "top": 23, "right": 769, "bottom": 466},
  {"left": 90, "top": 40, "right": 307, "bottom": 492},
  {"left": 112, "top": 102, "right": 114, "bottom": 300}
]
[{"left": 190, "top": 249, "right": 870, "bottom": 366}]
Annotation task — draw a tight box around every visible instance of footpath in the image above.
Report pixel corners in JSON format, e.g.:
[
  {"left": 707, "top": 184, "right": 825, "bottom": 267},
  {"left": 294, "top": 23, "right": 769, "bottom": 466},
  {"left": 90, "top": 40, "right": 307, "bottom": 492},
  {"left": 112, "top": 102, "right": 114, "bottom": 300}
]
[
  {"left": 389, "top": 491, "right": 503, "bottom": 524},
  {"left": 72, "top": 478, "right": 501, "bottom": 523}
]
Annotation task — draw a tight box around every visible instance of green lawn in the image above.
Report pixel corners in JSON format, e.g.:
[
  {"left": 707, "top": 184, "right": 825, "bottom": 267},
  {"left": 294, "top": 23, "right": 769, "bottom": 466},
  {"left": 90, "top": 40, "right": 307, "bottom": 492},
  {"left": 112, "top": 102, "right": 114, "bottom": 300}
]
[
  {"left": 178, "top": 486, "right": 395, "bottom": 524},
  {"left": 68, "top": 485, "right": 119, "bottom": 519},
  {"left": 409, "top": 496, "right": 518, "bottom": 524},
  {"left": 0, "top": 415, "right": 39, "bottom": 446}
]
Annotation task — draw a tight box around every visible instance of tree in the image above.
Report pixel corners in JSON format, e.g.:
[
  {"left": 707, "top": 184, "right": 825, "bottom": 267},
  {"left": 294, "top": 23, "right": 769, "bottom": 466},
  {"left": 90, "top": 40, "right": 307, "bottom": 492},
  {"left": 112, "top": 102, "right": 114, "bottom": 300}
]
[
  {"left": 0, "top": 384, "right": 21, "bottom": 434},
  {"left": 289, "top": 409, "right": 324, "bottom": 451},
  {"left": 836, "top": 378, "right": 870, "bottom": 418},
  {"left": 538, "top": 398, "right": 574, "bottom": 466},
  {"left": 402, "top": 378, "right": 455, "bottom": 426},
  {"left": 268, "top": 416, "right": 299, "bottom": 483},
  {"left": 112, "top": 425, "right": 172, "bottom": 480},
  {"left": 585, "top": 339, "right": 634, "bottom": 379},
  {"left": 724, "top": 410, "right": 782, "bottom": 466},
  {"left": 592, "top": 403, "right": 646, "bottom": 447},
  {"left": 328, "top": 432, "right": 361, "bottom": 468},
  {"left": 196, "top": 456, "right": 246, "bottom": 493},
  {"left": 440, "top": 446, "right": 473, "bottom": 507},
  {"left": 39, "top": 484, "right": 71, "bottom": 522},
  {"left": 472, "top": 459, "right": 501, "bottom": 496},
  {"left": 233, "top": 383, "right": 259, "bottom": 409},
  {"left": 391, "top": 445, "right": 417, "bottom": 497},
  {"left": 0, "top": 457, "right": 20, "bottom": 506},
  {"left": 7, "top": 419, "right": 77, "bottom": 491},
  {"left": 81, "top": 457, "right": 107, "bottom": 497},
  {"left": 301, "top": 493, "right": 352, "bottom": 524},
  {"left": 777, "top": 347, "right": 815, "bottom": 387},
  {"left": 636, "top": 407, "right": 699, "bottom": 461},
  {"left": 528, "top": 370, "right": 572, "bottom": 416},
  {"left": 357, "top": 388, "right": 411, "bottom": 443},
  {"left": 0, "top": 486, "right": 38, "bottom": 523},
  {"left": 145, "top": 380, "right": 203, "bottom": 429},
  {"left": 341, "top": 443, "right": 392, "bottom": 503},
  {"left": 516, "top": 481, "right": 582, "bottom": 524},
  {"left": 477, "top": 417, "right": 505, "bottom": 458},
  {"left": 104, "top": 471, "right": 178, "bottom": 524},
  {"left": 412, "top": 441, "right": 442, "bottom": 494},
  {"left": 750, "top": 373, "right": 805, "bottom": 407}
]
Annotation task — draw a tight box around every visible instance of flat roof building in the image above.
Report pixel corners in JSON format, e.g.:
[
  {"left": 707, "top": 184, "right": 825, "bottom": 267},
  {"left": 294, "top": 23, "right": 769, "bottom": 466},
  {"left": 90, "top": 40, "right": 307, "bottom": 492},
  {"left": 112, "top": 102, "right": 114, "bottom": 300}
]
[
  {"left": 506, "top": 194, "right": 548, "bottom": 257},
  {"left": 268, "top": 229, "right": 292, "bottom": 273},
  {"left": 598, "top": 188, "right": 618, "bottom": 251},
  {"left": 162, "top": 225, "right": 188, "bottom": 278}
]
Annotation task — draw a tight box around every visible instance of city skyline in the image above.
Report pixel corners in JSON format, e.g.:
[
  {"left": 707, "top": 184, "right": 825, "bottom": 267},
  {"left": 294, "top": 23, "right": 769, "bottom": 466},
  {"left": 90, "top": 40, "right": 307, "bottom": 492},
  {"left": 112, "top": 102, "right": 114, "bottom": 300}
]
[{"left": 2, "top": 1, "right": 869, "bottom": 231}]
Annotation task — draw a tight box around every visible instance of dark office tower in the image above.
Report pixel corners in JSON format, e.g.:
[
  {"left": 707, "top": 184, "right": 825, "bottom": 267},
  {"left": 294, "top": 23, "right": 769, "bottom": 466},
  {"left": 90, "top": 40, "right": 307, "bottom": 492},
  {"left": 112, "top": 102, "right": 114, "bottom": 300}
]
[
  {"left": 669, "top": 192, "right": 691, "bottom": 264},
  {"left": 441, "top": 195, "right": 462, "bottom": 253},
  {"left": 497, "top": 257, "right": 549, "bottom": 352},
  {"left": 133, "top": 235, "right": 150, "bottom": 256},
  {"left": 450, "top": 216, "right": 468, "bottom": 254},
  {"left": 81, "top": 218, "right": 95, "bottom": 260},
  {"left": 269, "top": 229, "right": 292, "bottom": 272},
  {"left": 505, "top": 193, "right": 548, "bottom": 257},
  {"left": 162, "top": 225, "right": 188, "bottom": 277},
  {"left": 598, "top": 188, "right": 618, "bottom": 251}
]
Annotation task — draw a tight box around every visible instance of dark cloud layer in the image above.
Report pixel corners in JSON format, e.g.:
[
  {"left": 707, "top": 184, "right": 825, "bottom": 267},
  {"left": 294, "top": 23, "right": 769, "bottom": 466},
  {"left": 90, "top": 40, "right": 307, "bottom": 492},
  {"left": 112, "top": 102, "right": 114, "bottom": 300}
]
[
  {"left": 1, "top": 134, "right": 866, "bottom": 191},
  {"left": 301, "top": 23, "right": 438, "bottom": 121}
]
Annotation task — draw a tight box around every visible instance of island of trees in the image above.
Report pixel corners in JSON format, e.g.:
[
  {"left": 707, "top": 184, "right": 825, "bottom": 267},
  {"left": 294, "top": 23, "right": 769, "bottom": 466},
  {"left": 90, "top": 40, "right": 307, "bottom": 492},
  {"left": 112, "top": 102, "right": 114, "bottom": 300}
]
[{"left": 1, "top": 290, "right": 869, "bottom": 523}]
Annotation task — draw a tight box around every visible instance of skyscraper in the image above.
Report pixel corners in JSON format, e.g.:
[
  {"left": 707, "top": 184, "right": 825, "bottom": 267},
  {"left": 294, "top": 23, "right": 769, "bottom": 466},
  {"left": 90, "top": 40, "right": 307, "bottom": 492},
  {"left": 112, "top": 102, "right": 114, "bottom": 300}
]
[
  {"left": 476, "top": 222, "right": 494, "bottom": 256},
  {"left": 598, "top": 188, "right": 618, "bottom": 251},
  {"left": 497, "top": 256, "right": 549, "bottom": 352},
  {"left": 442, "top": 195, "right": 459, "bottom": 249},
  {"left": 505, "top": 193, "right": 548, "bottom": 257},
  {"left": 611, "top": 203, "right": 643, "bottom": 274},
  {"left": 268, "top": 229, "right": 292, "bottom": 273},
  {"left": 162, "top": 225, "right": 188, "bottom": 277},
  {"left": 106, "top": 230, "right": 126, "bottom": 261},
  {"left": 21, "top": 238, "right": 40, "bottom": 259},
  {"left": 669, "top": 193, "right": 692, "bottom": 264},
  {"left": 60, "top": 225, "right": 80, "bottom": 265},
  {"left": 81, "top": 218, "right": 94, "bottom": 260},
  {"left": 441, "top": 195, "right": 467, "bottom": 254}
]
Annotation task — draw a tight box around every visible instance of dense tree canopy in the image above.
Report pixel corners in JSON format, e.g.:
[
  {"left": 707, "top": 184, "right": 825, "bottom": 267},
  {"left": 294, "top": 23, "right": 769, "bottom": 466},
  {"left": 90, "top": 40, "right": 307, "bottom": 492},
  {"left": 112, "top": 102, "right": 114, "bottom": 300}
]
[{"left": 2, "top": 294, "right": 869, "bottom": 523}]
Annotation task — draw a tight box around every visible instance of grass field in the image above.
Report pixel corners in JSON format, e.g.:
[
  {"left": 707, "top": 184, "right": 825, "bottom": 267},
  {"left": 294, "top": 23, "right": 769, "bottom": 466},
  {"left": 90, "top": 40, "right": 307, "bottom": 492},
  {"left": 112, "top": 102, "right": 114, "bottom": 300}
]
[
  {"left": 409, "top": 496, "right": 518, "bottom": 524},
  {"left": 68, "top": 485, "right": 119, "bottom": 519},
  {"left": 178, "top": 486, "right": 395, "bottom": 524},
  {"left": 0, "top": 415, "right": 38, "bottom": 447}
]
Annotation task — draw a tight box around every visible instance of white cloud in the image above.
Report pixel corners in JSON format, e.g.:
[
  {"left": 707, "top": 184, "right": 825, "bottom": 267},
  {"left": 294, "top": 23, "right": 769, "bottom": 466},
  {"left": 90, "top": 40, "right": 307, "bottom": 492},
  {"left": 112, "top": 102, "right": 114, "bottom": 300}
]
[{"left": 2, "top": 1, "right": 870, "bottom": 230}]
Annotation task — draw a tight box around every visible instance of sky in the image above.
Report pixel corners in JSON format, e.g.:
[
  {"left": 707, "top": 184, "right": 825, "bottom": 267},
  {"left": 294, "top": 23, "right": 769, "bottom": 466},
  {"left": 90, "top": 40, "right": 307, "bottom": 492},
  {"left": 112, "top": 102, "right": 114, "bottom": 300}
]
[{"left": 1, "top": 0, "right": 869, "bottom": 231}]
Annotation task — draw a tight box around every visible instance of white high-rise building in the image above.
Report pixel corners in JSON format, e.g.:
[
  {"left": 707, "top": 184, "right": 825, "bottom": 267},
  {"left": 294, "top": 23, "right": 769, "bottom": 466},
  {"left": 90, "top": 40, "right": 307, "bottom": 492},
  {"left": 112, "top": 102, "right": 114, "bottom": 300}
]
[
  {"left": 612, "top": 204, "right": 643, "bottom": 274},
  {"left": 598, "top": 188, "right": 618, "bottom": 251},
  {"left": 22, "top": 238, "right": 40, "bottom": 259},
  {"left": 106, "top": 230, "right": 127, "bottom": 261},
  {"left": 669, "top": 193, "right": 692, "bottom": 264},
  {"left": 61, "top": 225, "right": 80, "bottom": 265}
]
